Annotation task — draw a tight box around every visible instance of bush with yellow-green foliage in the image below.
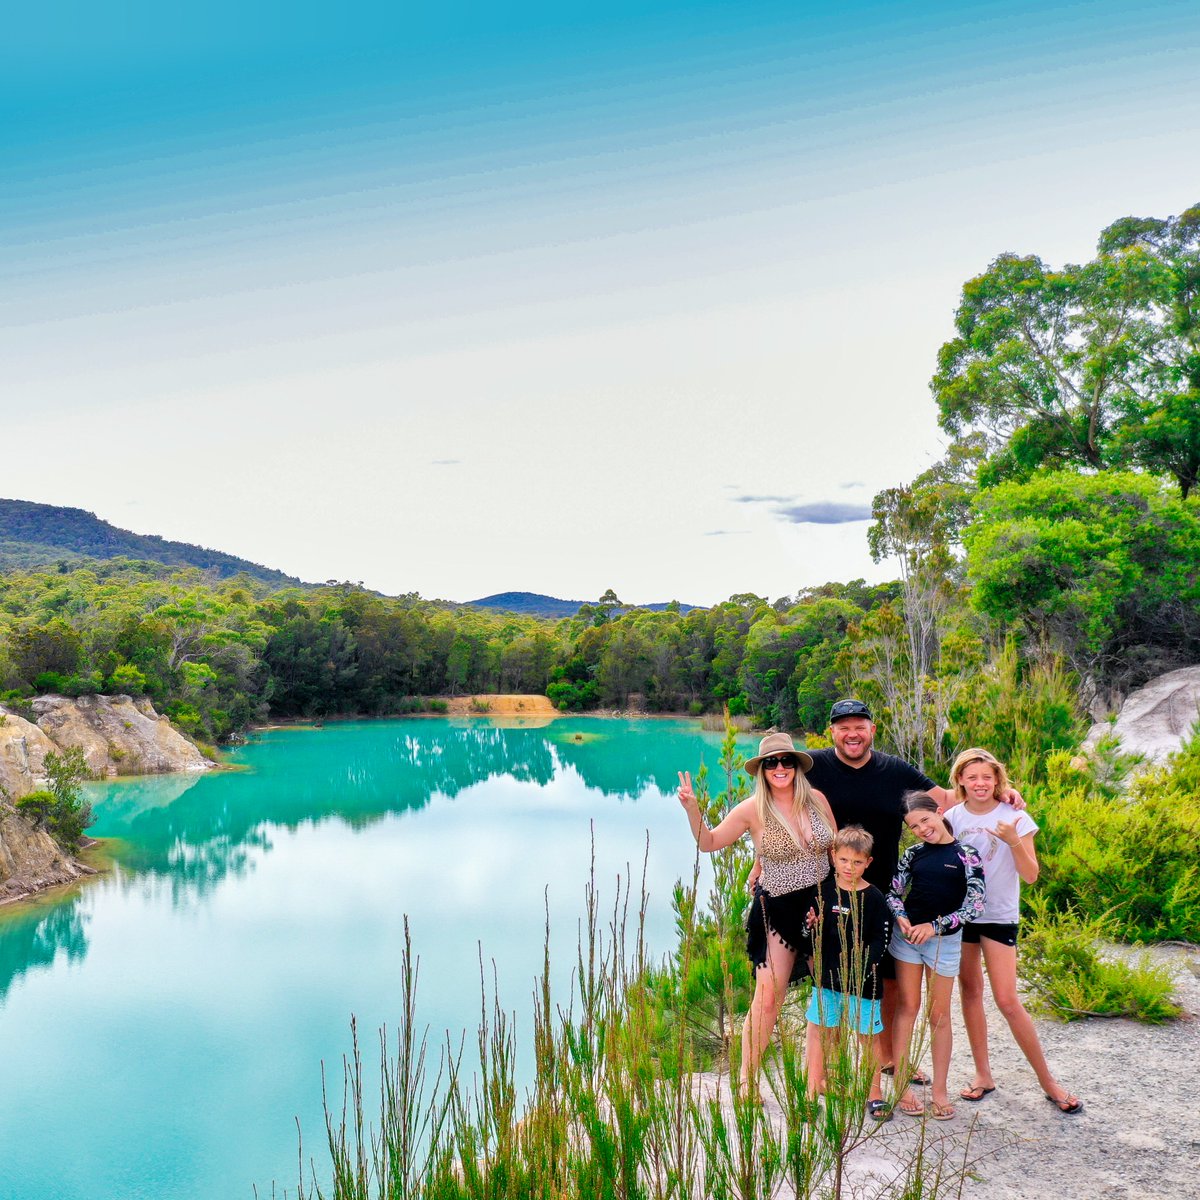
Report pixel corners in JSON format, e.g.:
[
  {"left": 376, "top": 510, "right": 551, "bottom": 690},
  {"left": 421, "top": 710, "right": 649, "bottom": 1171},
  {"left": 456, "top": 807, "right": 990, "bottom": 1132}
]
[
  {"left": 1031, "top": 738, "right": 1200, "bottom": 944},
  {"left": 948, "top": 638, "right": 1085, "bottom": 786},
  {"left": 1019, "top": 896, "right": 1182, "bottom": 1023}
]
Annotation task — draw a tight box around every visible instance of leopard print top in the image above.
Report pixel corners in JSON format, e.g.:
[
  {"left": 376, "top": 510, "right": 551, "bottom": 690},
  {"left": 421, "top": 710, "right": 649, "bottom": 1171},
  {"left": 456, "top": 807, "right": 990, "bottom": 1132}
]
[{"left": 758, "top": 802, "right": 832, "bottom": 895}]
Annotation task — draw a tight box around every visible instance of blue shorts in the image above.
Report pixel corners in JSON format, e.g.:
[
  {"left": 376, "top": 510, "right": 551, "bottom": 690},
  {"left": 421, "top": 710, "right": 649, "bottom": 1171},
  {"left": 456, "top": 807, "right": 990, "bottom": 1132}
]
[
  {"left": 806, "top": 986, "right": 884, "bottom": 1035},
  {"left": 888, "top": 926, "right": 963, "bottom": 977}
]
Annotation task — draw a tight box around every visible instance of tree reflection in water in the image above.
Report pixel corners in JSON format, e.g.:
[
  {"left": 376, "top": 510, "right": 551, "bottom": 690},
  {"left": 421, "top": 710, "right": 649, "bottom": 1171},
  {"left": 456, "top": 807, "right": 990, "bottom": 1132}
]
[
  {"left": 0, "top": 893, "right": 89, "bottom": 1001},
  {"left": 0, "top": 717, "right": 745, "bottom": 1001}
]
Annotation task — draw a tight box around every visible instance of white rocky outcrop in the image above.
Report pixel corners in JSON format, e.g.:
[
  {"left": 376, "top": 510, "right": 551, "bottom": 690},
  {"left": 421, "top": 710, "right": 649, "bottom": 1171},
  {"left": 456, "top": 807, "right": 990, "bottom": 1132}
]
[
  {"left": 1084, "top": 664, "right": 1200, "bottom": 764},
  {"left": 30, "top": 693, "right": 210, "bottom": 778},
  {"left": 0, "top": 707, "right": 58, "bottom": 802},
  {"left": 0, "top": 693, "right": 210, "bottom": 903}
]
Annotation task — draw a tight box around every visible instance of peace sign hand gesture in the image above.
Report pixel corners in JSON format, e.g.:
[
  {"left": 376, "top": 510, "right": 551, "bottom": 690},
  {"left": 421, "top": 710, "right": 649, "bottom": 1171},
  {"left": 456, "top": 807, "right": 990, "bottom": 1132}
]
[{"left": 677, "top": 771, "right": 697, "bottom": 810}]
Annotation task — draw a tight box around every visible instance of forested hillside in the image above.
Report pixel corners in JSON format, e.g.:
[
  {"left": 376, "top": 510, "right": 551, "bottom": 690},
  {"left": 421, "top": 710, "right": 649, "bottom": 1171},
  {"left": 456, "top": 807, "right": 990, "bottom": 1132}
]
[
  {"left": 0, "top": 499, "right": 302, "bottom": 586},
  {"left": 1, "top": 202, "right": 1197, "bottom": 777}
]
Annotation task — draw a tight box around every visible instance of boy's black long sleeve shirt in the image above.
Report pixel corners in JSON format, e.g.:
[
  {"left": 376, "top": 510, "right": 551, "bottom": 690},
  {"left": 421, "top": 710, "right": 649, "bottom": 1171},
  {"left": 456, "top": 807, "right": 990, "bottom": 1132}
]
[{"left": 811, "top": 876, "right": 890, "bottom": 1002}]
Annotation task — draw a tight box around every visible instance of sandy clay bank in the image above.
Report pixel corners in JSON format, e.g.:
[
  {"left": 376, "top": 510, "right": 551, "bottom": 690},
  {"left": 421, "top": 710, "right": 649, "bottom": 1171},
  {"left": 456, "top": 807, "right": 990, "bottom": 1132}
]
[{"left": 0, "top": 693, "right": 210, "bottom": 902}]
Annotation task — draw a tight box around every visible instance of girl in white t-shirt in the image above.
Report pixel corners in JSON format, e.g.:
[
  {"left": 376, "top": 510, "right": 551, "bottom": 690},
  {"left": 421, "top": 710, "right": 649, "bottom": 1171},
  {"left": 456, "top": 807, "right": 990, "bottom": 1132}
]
[{"left": 945, "top": 748, "right": 1084, "bottom": 1115}]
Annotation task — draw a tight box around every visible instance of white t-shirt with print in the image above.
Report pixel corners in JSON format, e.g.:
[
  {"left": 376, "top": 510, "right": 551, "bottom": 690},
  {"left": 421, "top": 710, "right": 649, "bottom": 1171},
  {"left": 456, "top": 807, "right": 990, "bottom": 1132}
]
[{"left": 945, "top": 802, "right": 1038, "bottom": 923}]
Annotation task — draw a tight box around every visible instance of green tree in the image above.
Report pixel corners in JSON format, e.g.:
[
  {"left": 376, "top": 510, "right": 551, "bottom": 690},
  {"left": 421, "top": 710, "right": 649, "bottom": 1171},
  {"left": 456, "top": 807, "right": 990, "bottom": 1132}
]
[
  {"left": 10, "top": 619, "right": 83, "bottom": 686},
  {"left": 964, "top": 470, "right": 1200, "bottom": 691},
  {"left": 27, "top": 746, "right": 95, "bottom": 849},
  {"left": 934, "top": 203, "right": 1200, "bottom": 498},
  {"left": 1101, "top": 205, "right": 1200, "bottom": 498}
]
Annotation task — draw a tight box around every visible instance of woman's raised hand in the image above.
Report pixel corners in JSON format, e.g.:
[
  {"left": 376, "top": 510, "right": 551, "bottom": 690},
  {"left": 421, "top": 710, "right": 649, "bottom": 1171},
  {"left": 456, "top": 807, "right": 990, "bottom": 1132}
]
[{"left": 677, "top": 771, "right": 696, "bottom": 809}]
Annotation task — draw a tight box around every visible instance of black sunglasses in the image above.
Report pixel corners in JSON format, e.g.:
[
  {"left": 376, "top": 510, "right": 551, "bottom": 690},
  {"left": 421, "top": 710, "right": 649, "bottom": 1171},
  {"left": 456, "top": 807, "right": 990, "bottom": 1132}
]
[{"left": 761, "top": 754, "right": 798, "bottom": 770}]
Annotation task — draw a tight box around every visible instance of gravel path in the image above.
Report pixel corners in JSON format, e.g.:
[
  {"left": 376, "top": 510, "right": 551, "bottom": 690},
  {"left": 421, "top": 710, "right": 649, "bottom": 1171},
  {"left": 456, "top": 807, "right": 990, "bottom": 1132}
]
[
  {"left": 697, "top": 945, "right": 1200, "bottom": 1199},
  {"left": 924, "top": 944, "right": 1200, "bottom": 1200}
]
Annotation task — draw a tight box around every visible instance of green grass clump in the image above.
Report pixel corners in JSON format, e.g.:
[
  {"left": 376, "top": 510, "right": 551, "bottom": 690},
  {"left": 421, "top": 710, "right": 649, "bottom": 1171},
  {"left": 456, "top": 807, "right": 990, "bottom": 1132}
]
[{"left": 1019, "top": 897, "right": 1183, "bottom": 1024}]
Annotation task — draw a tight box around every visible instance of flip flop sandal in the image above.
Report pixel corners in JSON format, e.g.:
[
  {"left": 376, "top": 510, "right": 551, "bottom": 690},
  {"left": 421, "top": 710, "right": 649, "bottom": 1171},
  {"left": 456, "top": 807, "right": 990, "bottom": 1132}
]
[
  {"left": 930, "top": 1102, "right": 956, "bottom": 1121},
  {"left": 898, "top": 1098, "right": 926, "bottom": 1118},
  {"left": 1045, "top": 1094, "right": 1084, "bottom": 1115},
  {"left": 960, "top": 1085, "right": 996, "bottom": 1102},
  {"left": 867, "top": 1099, "right": 893, "bottom": 1123}
]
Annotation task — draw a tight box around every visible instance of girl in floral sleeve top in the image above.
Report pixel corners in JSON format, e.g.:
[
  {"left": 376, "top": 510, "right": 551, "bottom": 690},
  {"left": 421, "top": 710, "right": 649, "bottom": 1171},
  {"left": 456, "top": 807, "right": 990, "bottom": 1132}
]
[{"left": 886, "top": 793, "right": 985, "bottom": 1122}]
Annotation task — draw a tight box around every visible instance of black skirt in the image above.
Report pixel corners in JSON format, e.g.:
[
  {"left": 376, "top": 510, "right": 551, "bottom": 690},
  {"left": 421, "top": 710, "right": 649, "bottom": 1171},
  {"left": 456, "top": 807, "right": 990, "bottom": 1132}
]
[{"left": 746, "top": 882, "right": 819, "bottom": 982}]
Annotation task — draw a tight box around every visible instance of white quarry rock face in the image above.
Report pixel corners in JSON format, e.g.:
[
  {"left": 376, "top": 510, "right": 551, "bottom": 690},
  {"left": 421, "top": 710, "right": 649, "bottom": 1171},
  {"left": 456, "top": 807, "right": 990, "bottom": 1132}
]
[
  {"left": 1084, "top": 665, "right": 1200, "bottom": 763},
  {"left": 1, "top": 693, "right": 210, "bottom": 902},
  {"left": 0, "top": 708, "right": 58, "bottom": 802},
  {"left": 30, "top": 693, "right": 211, "bottom": 778}
]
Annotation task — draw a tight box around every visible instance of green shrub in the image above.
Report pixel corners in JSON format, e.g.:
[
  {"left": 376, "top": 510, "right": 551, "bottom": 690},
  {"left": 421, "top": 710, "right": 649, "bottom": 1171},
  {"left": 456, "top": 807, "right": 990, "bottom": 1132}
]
[
  {"left": 165, "top": 702, "right": 204, "bottom": 737},
  {"left": 1020, "top": 896, "right": 1182, "bottom": 1023},
  {"left": 106, "top": 663, "right": 148, "bottom": 696},
  {"left": 16, "top": 748, "right": 95, "bottom": 849},
  {"left": 1031, "top": 745, "right": 1200, "bottom": 942},
  {"left": 425, "top": 699, "right": 448, "bottom": 714},
  {"left": 16, "top": 790, "right": 56, "bottom": 827},
  {"left": 949, "top": 637, "right": 1085, "bottom": 785},
  {"left": 0, "top": 693, "right": 36, "bottom": 722}
]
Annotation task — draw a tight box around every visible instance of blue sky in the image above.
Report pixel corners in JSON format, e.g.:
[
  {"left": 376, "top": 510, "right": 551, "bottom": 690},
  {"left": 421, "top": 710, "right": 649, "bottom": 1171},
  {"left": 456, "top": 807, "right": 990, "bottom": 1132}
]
[{"left": 4, "top": 2, "right": 1199, "bottom": 604}]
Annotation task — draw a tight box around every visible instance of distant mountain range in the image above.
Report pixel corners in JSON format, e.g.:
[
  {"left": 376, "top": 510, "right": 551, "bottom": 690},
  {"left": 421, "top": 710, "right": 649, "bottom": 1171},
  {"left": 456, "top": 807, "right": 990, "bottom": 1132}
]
[
  {"left": 0, "top": 499, "right": 303, "bottom": 586},
  {"left": 0, "top": 501, "right": 699, "bottom": 613},
  {"left": 467, "top": 591, "right": 699, "bottom": 618}
]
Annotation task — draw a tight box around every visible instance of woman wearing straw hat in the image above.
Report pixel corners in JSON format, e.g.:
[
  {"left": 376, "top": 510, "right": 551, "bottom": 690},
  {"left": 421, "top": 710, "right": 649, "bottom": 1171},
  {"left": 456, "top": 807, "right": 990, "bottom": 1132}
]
[{"left": 678, "top": 731, "right": 837, "bottom": 1097}]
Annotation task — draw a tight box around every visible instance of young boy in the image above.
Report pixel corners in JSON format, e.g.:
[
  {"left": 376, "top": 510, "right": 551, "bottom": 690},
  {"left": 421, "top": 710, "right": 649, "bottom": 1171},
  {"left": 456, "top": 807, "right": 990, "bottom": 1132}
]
[{"left": 805, "top": 825, "right": 893, "bottom": 1120}]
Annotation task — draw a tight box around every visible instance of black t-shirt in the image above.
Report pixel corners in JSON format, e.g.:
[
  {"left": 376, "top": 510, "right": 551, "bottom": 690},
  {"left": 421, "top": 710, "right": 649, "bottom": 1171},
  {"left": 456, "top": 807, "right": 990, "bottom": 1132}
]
[
  {"left": 806, "top": 748, "right": 937, "bottom": 891},
  {"left": 811, "top": 876, "right": 890, "bottom": 1001}
]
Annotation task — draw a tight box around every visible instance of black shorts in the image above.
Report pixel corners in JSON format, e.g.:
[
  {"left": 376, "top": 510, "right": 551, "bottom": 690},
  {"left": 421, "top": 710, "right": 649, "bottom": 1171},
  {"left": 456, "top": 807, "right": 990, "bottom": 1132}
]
[
  {"left": 962, "top": 921, "right": 1019, "bottom": 947},
  {"left": 747, "top": 882, "right": 817, "bottom": 984}
]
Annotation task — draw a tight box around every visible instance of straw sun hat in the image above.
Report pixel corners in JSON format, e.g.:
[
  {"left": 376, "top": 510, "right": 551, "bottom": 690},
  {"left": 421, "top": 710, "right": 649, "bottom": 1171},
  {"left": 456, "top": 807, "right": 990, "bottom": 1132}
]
[{"left": 744, "top": 731, "right": 813, "bottom": 776}]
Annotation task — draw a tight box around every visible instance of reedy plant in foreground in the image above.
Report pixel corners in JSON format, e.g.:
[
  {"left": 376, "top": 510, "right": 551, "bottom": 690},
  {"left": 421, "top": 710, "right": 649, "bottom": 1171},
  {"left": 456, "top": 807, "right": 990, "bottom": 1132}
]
[{"left": 298, "top": 724, "right": 982, "bottom": 1200}]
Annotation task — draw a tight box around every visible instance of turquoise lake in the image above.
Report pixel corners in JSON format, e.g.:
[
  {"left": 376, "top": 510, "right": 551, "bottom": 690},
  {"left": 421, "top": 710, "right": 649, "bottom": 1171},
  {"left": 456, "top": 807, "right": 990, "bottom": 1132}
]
[{"left": 0, "top": 717, "right": 744, "bottom": 1200}]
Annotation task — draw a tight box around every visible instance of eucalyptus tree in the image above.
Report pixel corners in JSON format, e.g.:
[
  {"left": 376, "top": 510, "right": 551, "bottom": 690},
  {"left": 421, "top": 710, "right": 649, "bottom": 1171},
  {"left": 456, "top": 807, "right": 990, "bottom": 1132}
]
[
  {"left": 933, "top": 201, "right": 1200, "bottom": 496},
  {"left": 1100, "top": 204, "right": 1200, "bottom": 498},
  {"left": 964, "top": 470, "right": 1200, "bottom": 693}
]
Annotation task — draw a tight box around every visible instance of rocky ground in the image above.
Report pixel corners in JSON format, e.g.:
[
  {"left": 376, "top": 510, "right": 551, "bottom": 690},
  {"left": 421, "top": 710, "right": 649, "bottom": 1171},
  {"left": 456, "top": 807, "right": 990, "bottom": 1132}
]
[
  {"left": 929, "top": 942, "right": 1200, "bottom": 1200},
  {"left": 698, "top": 943, "right": 1199, "bottom": 1199}
]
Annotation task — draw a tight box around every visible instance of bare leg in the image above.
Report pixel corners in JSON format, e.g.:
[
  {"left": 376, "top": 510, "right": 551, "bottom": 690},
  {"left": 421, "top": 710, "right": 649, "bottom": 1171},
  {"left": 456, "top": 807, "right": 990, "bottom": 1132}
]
[
  {"left": 981, "top": 937, "right": 1078, "bottom": 1106},
  {"left": 889, "top": 960, "right": 925, "bottom": 1114},
  {"left": 925, "top": 970, "right": 956, "bottom": 1113},
  {"left": 879, "top": 974, "right": 897, "bottom": 1066},
  {"left": 740, "top": 930, "right": 797, "bottom": 1094},
  {"left": 958, "top": 941, "right": 995, "bottom": 1093},
  {"left": 860, "top": 1031, "right": 885, "bottom": 1104},
  {"left": 805, "top": 1021, "right": 826, "bottom": 1098}
]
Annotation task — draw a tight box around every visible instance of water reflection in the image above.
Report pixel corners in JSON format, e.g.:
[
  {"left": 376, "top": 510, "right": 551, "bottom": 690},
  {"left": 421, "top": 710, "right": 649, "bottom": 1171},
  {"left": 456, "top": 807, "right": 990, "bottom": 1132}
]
[
  {"left": 2, "top": 718, "right": 738, "bottom": 1002},
  {"left": 0, "top": 892, "right": 89, "bottom": 1001}
]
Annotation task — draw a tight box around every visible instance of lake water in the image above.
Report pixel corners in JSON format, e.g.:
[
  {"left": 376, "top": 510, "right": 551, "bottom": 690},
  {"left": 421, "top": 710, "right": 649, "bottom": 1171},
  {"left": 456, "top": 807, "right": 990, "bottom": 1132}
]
[{"left": 0, "top": 717, "right": 744, "bottom": 1200}]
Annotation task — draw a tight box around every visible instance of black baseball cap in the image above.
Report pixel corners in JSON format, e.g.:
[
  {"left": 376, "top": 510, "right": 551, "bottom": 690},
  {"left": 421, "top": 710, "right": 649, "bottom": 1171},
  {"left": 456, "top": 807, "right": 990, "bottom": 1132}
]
[{"left": 829, "top": 698, "right": 872, "bottom": 723}]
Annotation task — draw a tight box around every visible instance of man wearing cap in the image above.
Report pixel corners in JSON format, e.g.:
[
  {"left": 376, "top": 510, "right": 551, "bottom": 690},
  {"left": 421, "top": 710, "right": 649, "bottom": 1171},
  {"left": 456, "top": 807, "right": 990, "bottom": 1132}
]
[{"left": 806, "top": 699, "right": 948, "bottom": 897}]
